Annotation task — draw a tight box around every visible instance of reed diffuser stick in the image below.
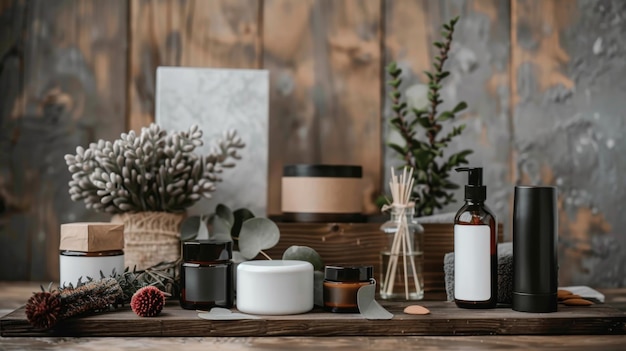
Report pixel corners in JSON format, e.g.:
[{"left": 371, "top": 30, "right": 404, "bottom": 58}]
[
  {"left": 385, "top": 168, "right": 403, "bottom": 294},
  {"left": 383, "top": 166, "right": 421, "bottom": 299}
]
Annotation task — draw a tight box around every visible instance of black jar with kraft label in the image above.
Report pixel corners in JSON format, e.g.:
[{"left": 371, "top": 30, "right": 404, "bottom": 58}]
[{"left": 180, "top": 240, "right": 233, "bottom": 309}]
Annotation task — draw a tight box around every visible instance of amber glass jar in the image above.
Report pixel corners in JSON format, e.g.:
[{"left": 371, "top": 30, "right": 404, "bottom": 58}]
[
  {"left": 323, "top": 265, "right": 374, "bottom": 313},
  {"left": 180, "top": 240, "right": 233, "bottom": 310}
]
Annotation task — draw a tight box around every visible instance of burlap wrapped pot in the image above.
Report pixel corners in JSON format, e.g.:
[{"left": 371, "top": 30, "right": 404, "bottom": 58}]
[{"left": 111, "top": 211, "right": 185, "bottom": 271}]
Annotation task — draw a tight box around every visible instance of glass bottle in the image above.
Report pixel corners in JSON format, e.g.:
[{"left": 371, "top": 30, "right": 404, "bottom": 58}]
[
  {"left": 454, "top": 167, "right": 497, "bottom": 309},
  {"left": 379, "top": 206, "right": 424, "bottom": 300}
]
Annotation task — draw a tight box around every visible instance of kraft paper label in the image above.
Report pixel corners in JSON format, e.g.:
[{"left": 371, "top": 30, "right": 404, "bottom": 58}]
[{"left": 281, "top": 177, "right": 362, "bottom": 213}]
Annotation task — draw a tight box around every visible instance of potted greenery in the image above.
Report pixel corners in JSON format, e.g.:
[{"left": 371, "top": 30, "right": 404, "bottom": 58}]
[
  {"left": 65, "top": 123, "right": 245, "bottom": 270},
  {"left": 381, "top": 17, "right": 479, "bottom": 294},
  {"left": 385, "top": 16, "right": 472, "bottom": 217}
]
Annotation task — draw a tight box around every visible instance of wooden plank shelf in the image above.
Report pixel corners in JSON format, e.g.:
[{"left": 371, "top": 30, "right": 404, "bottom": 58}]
[{"left": 2, "top": 301, "right": 624, "bottom": 337}]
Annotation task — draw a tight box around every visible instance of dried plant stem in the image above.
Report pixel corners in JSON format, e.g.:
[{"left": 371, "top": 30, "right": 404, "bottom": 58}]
[
  {"left": 259, "top": 250, "right": 272, "bottom": 260},
  {"left": 402, "top": 215, "right": 409, "bottom": 298},
  {"left": 26, "top": 278, "right": 124, "bottom": 329}
]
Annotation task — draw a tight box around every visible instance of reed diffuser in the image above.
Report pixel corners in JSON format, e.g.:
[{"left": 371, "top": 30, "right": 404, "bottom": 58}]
[{"left": 380, "top": 167, "right": 424, "bottom": 300}]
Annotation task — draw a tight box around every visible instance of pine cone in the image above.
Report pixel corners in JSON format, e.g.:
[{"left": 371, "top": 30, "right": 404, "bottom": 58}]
[
  {"left": 25, "top": 291, "right": 62, "bottom": 329},
  {"left": 130, "top": 286, "right": 165, "bottom": 317}
]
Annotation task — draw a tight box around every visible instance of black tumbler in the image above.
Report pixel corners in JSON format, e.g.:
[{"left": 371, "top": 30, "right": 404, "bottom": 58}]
[{"left": 512, "top": 186, "right": 558, "bottom": 313}]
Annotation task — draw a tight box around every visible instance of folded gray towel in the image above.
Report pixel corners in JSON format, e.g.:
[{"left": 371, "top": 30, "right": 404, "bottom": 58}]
[{"left": 444, "top": 242, "right": 513, "bottom": 304}]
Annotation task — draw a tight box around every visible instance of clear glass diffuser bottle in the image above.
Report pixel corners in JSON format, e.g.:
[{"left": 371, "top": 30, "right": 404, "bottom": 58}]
[{"left": 380, "top": 206, "right": 424, "bottom": 300}]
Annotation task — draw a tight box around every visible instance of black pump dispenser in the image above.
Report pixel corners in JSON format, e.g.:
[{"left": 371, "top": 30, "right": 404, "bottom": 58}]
[{"left": 456, "top": 167, "right": 486, "bottom": 202}]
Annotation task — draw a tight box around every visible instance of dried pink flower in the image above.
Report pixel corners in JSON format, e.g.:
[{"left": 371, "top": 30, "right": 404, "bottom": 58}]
[{"left": 130, "top": 286, "right": 165, "bottom": 317}]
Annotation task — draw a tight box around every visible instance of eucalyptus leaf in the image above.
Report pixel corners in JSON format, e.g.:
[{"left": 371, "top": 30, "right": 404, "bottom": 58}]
[
  {"left": 210, "top": 216, "right": 233, "bottom": 242},
  {"left": 313, "top": 271, "right": 325, "bottom": 307},
  {"left": 232, "top": 251, "right": 247, "bottom": 264},
  {"left": 357, "top": 284, "right": 393, "bottom": 320},
  {"left": 238, "top": 218, "right": 280, "bottom": 260},
  {"left": 180, "top": 216, "right": 206, "bottom": 241},
  {"left": 215, "top": 204, "right": 234, "bottom": 228},
  {"left": 282, "top": 245, "right": 324, "bottom": 271},
  {"left": 232, "top": 208, "right": 255, "bottom": 237},
  {"left": 198, "top": 308, "right": 260, "bottom": 320}
]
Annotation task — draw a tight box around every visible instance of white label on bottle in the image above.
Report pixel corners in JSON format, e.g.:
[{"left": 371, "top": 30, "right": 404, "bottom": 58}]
[{"left": 454, "top": 224, "right": 491, "bottom": 301}]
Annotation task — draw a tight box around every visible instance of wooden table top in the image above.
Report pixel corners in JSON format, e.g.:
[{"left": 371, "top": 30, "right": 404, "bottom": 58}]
[{"left": 1, "top": 282, "right": 625, "bottom": 351}]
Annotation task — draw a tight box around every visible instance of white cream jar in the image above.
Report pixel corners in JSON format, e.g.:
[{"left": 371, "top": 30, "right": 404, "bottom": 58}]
[
  {"left": 236, "top": 260, "right": 314, "bottom": 315},
  {"left": 59, "top": 222, "right": 125, "bottom": 287}
]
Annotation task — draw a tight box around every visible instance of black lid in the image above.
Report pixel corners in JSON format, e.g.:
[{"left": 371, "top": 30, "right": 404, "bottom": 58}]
[
  {"left": 182, "top": 240, "right": 232, "bottom": 262},
  {"left": 283, "top": 164, "right": 362, "bottom": 178},
  {"left": 324, "top": 264, "right": 373, "bottom": 282},
  {"left": 456, "top": 167, "right": 486, "bottom": 202}
]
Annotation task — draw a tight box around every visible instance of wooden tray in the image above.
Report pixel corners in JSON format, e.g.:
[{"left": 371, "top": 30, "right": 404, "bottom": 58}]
[{"left": 2, "top": 301, "right": 624, "bottom": 337}]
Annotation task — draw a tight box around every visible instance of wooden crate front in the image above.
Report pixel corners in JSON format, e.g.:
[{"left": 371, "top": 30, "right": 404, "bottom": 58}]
[{"left": 266, "top": 223, "right": 504, "bottom": 294}]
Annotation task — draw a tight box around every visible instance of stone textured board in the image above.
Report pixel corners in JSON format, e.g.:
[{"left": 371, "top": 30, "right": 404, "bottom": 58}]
[{"left": 155, "top": 67, "right": 269, "bottom": 216}]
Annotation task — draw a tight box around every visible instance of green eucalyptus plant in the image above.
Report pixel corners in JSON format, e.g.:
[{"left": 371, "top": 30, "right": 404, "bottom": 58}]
[
  {"left": 181, "top": 204, "right": 323, "bottom": 266},
  {"left": 386, "top": 16, "right": 472, "bottom": 216}
]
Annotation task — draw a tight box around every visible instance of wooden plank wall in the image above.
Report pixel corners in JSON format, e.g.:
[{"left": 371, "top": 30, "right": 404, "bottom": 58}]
[
  {"left": 0, "top": 0, "right": 624, "bottom": 288},
  {"left": 128, "top": 0, "right": 262, "bottom": 131},
  {"left": 263, "top": 0, "right": 382, "bottom": 215},
  {"left": 0, "top": 0, "right": 127, "bottom": 280}
]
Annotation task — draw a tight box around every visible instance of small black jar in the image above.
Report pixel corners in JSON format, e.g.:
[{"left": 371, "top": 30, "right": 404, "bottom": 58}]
[{"left": 180, "top": 240, "right": 233, "bottom": 310}]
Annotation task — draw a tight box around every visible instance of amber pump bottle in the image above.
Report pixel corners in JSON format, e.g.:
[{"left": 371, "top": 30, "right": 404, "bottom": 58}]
[{"left": 454, "top": 167, "right": 497, "bottom": 309}]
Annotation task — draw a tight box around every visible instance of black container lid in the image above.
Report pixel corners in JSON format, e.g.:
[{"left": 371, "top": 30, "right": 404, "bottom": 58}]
[
  {"left": 324, "top": 264, "right": 373, "bottom": 282},
  {"left": 283, "top": 164, "right": 362, "bottom": 178},
  {"left": 182, "top": 240, "right": 232, "bottom": 262}
]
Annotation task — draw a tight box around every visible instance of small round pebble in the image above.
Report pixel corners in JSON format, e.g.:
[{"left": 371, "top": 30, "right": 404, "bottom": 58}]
[
  {"left": 561, "top": 294, "right": 582, "bottom": 300},
  {"left": 403, "top": 305, "right": 430, "bottom": 315},
  {"left": 562, "top": 298, "right": 593, "bottom": 306},
  {"left": 557, "top": 289, "right": 573, "bottom": 299}
]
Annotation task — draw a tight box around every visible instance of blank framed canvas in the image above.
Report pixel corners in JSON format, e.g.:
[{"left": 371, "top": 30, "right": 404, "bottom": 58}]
[{"left": 155, "top": 67, "right": 269, "bottom": 216}]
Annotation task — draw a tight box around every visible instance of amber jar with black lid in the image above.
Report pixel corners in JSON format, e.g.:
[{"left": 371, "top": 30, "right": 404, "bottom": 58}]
[
  {"left": 323, "top": 265, "right": 374, "bottom": 313},
  {"left": 180, "top": 240, "right": 233, "bottom": 310}
]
